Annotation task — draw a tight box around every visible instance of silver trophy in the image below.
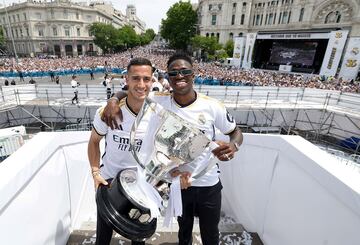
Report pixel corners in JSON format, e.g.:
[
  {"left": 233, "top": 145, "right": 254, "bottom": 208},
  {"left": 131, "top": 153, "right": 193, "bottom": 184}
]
[
  {"left": 129, "top": 97, "right": 217, "bottom": 186},
  {"left": 96, "top": 97, "right": 217, "bottom": 241}
]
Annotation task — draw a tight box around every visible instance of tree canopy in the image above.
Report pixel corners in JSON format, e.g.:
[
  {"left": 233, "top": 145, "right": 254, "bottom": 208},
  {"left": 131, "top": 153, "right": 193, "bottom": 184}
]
[
  {"left": 0, "top": 28, "right": 5, "bottom": 47},
  {"left": 89, "top": 22, "right": 155, "bottom": 53},
  {"left": 160, "top": 1, "right": 197, "bottom": 50},
  {"left": 224, "top": 39, "right": 234, "bottom": 57},
  {"left": 191, "top": 35, "right": 222, "bottom": 55}
]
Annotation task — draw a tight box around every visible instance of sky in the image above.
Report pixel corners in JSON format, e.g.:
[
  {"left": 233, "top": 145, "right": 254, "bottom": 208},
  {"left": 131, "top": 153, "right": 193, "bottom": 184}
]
[{"left": 3, "top": 0, "right": 198, "bottom": 32}]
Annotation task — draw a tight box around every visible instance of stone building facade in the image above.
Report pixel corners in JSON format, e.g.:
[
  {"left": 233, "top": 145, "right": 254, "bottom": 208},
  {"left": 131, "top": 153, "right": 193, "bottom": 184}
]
[
  {"left": 197, "top": 0, "right": 360, "bottom": 80},
  {"left": 0, "top": 0, "right": 146, "bottom": 57}
]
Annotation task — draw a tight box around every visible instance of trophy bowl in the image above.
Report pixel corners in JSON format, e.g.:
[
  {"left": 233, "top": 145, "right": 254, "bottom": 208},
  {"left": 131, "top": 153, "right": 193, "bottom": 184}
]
[{"left": 96, "top": 168, "right": 157, "bottom": 242}]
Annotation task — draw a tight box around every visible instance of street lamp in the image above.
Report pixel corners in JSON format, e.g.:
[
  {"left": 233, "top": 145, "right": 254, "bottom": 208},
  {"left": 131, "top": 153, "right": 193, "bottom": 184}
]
[{"left": 2, "top": 0, "right": 19, "bottom": 64}]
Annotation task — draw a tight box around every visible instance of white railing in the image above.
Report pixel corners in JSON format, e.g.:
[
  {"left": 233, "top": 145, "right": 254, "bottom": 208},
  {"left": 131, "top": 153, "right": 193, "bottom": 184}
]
[{"left": 0, "top": 134, "right": 24, "bottom": 161}]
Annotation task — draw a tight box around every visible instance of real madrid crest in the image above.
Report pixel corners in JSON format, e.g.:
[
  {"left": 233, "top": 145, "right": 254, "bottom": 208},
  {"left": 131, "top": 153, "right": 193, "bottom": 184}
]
[
  {"left": 335, "top": 32, "right": 342, "bottom": 39},
  {"left": 198, "top": 114, "right": 206, "bottom": 125}
]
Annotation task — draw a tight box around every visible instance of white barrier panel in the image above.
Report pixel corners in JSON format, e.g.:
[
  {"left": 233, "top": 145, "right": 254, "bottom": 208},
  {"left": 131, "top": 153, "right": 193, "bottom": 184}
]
[
  {"left": 0, "top": 134, "right": 24, "bottom": 157},
  {"left": 1, "top": 84, "right": 36, "bottom": 104},
  {"left": 279, "top": 65, "right": 292, "bottom": 72},
  {"left": 0, "top": 132, "right": 93, "bottom": 245},
  {"left": 221, "top": 134, "right": 360, "bottom": 245}
]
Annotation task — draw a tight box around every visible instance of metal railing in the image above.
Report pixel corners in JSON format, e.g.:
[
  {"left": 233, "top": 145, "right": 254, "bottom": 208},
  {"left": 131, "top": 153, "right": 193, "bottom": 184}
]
[
  {"left": 1, "top": 84, "right": 360, "bottom": 112},
  {"left": 64, "top": 122, "right": 92, "bottom": 131}
]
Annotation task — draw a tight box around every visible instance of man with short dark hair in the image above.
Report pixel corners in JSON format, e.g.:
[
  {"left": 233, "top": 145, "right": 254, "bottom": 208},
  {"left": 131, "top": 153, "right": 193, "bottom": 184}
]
[{"left": 88, "top": 57, "right": 154, "bottom": 245}]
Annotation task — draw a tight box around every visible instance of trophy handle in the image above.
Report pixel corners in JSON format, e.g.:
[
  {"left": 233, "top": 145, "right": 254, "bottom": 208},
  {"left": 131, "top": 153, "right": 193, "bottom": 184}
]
[{"left": 130, "top": 97, "right": 158, "bottom": 170}]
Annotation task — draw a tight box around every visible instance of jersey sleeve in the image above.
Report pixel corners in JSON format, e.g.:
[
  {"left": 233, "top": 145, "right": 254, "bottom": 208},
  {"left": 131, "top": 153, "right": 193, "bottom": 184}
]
[
  {"left": 214, "top": 101, "right": 236, "bottom": 135},
  {"left": 92, "top": 107, "right": 108, "bottom": 136}
]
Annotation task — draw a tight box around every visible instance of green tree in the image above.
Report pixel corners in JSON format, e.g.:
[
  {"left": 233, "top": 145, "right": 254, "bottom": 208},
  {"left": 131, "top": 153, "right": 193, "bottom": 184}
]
[
  {"left": 140, "top": 29, "right": 156, "bottom": 45},
  {"left": 89, "top": 23, "right": 118, "bottom": 53},
  {"left": 191, "top": 35, "right": 222, "bottom": 55},
  {"left": 0, "top": 28, "right": 5, "bottom": 47},
  {"left": 160, "top": 1, "right": 197, "bottom": 50},
  {"left": 118, "top": 25, "right": 140, "bottom": 49},
  {"left": 224, "top": 39, "right": 234, "bottom": 57}
]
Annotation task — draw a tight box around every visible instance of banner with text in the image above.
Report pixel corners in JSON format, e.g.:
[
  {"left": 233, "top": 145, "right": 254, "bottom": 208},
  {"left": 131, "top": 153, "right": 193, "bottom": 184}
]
[
  {"left": 232, "top": 37, "right": 246, "bottom": 68},
  {"left": 320, "top": 30, "right": 349, "bottom": 77},
  {"left": 338, "top": 37, "right": 360, "bottom": 80},
  {"left": 242, "top": 33, "right": 257, "bottom": 69}
]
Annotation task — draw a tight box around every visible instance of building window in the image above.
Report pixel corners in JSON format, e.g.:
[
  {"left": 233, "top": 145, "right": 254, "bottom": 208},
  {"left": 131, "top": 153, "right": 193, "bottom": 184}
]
[
  {"left": 53, "top": 27, "right": 57, "bottom": 36},
  {"left": 299, "top": 8, "right": 304, "bottom": 22},
  {"left": 216, "top": 33, "right": 220, "bottom": 40},
  {"left": 211, "top": 14, "right": 217, "bottom": 25},
  {"left": 268, "top": 13, "right": 273, "bottom": 25},
  {"left": 231, "top": 15, "right": 235, "bottom": 25},
  {"left": 23, "top": 13, "right": 26, "bottom": 20},
  {"left": 64, "top": 27, "right": 70, "bottom": 36},
  {"left": 229, "top": 32, "right": 233, "bottom": 39},
  {"left": 76, "top": 12, "right": 79, "bottom": 20},
  {"left": 218, "top": 4, "right": 222, "bottom": 10},
  {"left": 51, "top": 9, "right": 55, "bottom": 19},
  {"left": 209, "top": 4, "right": 212, "bottom": 10},
  {"left": 20, "top": 28, "right": 23, "bottom": 37},
  {"left": 233, "top": 2, "right": 237, "bottom": 9},
  {"left": 77, "top": 27, "right": 80, "bottom": 36},
  {"left": 325, "top": 11, "right": 341, "bottom": 24},
  {"left": 211, "top": 33, "right": 214, "bottom": 37},
  {"left": 206, "top": 33, "right": 209, "bottom": 37},
  {"left": 38, "top": 28, "right": 44, "bottom": 37},
  {"left": 26, "top": 27, "right": 29, "bottom": 36},
  {"left": 15, "top": 29, "right": 18, "bottom": 38},
  {"left": 243, "top": 2, "right": 246, "bottom": 7},
  {"left": 282, "top": 12, "right": 288, "bottom": 24},
  {"left": 17, "top": 14, "right": 20, "bottom": 22},
  {"left": 256, "top": 14, "right": 260, "bottom": 25},
  {"left": 241, "top": 14, "right": 245, "bottom": 25}
]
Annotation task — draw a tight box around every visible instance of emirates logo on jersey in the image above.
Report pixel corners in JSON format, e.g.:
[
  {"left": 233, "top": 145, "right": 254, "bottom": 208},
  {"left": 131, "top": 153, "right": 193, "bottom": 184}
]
[{"left": 113, "top": 135, "right": 142, "bottom": 152}]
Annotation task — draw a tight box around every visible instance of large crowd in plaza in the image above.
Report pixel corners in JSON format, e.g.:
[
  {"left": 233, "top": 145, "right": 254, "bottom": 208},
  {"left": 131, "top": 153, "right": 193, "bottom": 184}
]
[{"left": 0, "top": 46, "right": 359, "bottom": 93}]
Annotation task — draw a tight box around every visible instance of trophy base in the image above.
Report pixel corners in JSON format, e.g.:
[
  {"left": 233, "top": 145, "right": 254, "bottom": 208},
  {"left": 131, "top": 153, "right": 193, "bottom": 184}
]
[{"left": 96, "top": 171, "right": 157, "bottom": 241}]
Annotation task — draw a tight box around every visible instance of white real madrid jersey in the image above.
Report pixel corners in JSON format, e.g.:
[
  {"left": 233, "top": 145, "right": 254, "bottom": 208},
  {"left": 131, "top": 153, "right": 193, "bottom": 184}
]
[
  {"left": 92, "top": 98, "right": 150, "bottom": 179},
  {"left": 149, "top": 92, "right": 236, "bottom": 187}
]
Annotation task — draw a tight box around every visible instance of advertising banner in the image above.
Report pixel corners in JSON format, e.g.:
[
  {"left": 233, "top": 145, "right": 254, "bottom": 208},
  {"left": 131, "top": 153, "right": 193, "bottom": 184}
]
[
  {"left": 242, "top": 32, "right": 257, "bottom": 69},
  {"left": 338, "top": 37, "right": 360, "bottom": 81},
  {"left": 232, "top": 36, "right": 245, "bottom": 68},
  {"left": 320, "top": 30, "right": 349, "bottom": 77}
]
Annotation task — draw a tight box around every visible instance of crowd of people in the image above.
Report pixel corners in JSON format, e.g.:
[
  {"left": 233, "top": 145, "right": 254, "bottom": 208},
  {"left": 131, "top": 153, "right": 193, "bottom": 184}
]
[{"left": 0, "top": 46, "right": 359, "bottom": 93}]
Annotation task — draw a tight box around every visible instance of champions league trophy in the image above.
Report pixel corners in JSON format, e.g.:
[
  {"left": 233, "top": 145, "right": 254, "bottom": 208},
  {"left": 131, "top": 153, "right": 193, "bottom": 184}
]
[{"left": 96, "top": 97, "right": 218, "bottom": 242}]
